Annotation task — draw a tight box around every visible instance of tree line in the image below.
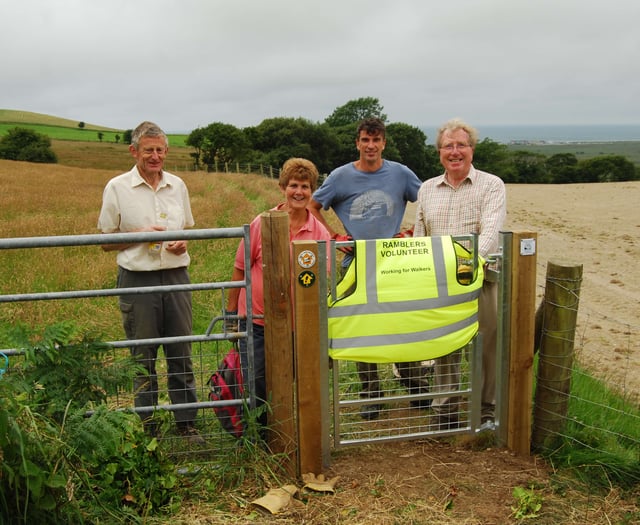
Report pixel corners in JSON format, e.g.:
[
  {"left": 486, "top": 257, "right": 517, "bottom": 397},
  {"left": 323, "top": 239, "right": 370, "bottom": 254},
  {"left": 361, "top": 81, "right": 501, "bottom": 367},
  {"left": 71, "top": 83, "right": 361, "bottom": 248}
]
[
  {"left": 1, "top": 97, "right": 637, "bottom": 183},
  {"left": 185, "top": 97, "right": 638, "bottom": 183}
]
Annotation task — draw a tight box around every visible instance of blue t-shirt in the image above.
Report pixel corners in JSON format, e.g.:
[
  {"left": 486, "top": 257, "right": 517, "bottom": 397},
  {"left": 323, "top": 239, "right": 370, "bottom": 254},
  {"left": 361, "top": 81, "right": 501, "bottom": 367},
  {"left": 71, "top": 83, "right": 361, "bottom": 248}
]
[
  {"left": 313, "top": 160, "right": 421, "bottom": 265},
  {"left": 313, "top": 159, "right": 421, "bottom": 239}
]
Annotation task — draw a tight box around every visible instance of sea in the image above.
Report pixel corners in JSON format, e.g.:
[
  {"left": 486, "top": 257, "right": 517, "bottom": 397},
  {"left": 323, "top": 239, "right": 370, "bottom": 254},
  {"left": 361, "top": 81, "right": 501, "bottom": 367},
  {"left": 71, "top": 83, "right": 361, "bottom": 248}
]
[{"left": 420, "top": 124, "right": 640, "bottom": 145}]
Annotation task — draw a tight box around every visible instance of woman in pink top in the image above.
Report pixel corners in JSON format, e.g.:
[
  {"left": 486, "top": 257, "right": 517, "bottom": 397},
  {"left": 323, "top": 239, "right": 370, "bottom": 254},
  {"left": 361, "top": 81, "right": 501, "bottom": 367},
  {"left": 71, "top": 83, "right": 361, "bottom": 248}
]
[{"left": 226, "top": 158, "right": 331, "bottom": 436}]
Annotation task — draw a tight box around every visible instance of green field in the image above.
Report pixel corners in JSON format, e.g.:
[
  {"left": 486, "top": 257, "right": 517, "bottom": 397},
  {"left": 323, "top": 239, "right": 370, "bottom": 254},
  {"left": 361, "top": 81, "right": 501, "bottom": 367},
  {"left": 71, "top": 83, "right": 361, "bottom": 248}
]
[
  {"left": 0, "top": 109, "right": 189, "bottom": 146},
  {"left": 507, "top": 140, "right": 640, "bottom": 166}
]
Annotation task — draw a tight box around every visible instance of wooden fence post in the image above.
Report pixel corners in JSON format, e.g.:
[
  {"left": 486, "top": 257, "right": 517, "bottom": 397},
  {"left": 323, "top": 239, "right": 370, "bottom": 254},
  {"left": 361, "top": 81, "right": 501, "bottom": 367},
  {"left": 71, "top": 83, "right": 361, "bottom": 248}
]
[
  {"left": 292, "top": 240, "right": 330, "bottom": 476},
  {"left": 506, "top": 232, "right": 537, "bottom": 456},
  {"left": 261, "top": 211, "right": 297, "bottom": 474},
  {"left": 531, "top": 261, "right": 583, "bottom": 450}
]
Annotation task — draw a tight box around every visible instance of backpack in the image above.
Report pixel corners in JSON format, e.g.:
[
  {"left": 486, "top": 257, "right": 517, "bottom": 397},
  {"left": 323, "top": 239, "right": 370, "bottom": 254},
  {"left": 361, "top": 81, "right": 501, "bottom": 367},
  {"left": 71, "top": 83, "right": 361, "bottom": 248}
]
[{"left": 207, "top": 344, "right": 244, "bottom": 438}]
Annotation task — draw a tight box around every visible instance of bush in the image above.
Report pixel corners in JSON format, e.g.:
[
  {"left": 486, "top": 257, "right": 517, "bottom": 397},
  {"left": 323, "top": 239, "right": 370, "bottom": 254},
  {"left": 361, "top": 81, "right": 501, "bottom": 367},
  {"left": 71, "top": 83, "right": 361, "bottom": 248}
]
[
  {"left": 0, "top": 127, "right": 57, "bottom": 163},
  {"left": 0, "top": 323, "right": 178, "bottom": 523}
]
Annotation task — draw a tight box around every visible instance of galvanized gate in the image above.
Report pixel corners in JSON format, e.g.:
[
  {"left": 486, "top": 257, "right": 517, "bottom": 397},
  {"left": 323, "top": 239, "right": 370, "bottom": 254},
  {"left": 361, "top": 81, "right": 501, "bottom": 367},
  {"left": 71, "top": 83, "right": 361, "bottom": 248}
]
[
  {"left": 323, "top": 234, "right": 505, "bottom": 447},
  {"left": 0, "top": 227, "right": 255, "bottom": 456}
]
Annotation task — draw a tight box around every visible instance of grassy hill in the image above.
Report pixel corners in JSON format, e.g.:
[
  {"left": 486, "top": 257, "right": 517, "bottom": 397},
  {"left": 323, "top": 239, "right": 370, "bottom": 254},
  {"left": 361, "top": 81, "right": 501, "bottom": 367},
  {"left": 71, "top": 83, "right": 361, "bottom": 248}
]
[
  {"left": 0, "top": 109, "right": 192, "bottom": 169},
  {"left": 0, "top": 109, "right": 119, "bottom": 131},
  {"left": 0, "top": 109, "right": 189, "bottom": 147}
]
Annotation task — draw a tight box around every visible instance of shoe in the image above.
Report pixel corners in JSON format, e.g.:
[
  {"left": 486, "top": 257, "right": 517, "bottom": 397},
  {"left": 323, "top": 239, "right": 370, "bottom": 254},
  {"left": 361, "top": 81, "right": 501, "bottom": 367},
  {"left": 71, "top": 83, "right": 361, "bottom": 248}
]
[
  {"left": 178, "top": 425, "right": 206, "bottom": 445},
  {"left": 479, "top": 417, "right": 496, "bottom": 432},
  {"left": 360, "top": 404, "right": 382, "bottom": 420}
]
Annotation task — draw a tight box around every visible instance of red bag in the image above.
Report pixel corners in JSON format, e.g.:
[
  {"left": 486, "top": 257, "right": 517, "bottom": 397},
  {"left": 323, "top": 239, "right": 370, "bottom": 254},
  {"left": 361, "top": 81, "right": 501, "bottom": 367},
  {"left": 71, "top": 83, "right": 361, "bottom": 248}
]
[{"left": 207, "top": 344, "right": 244, "bottom": 438}]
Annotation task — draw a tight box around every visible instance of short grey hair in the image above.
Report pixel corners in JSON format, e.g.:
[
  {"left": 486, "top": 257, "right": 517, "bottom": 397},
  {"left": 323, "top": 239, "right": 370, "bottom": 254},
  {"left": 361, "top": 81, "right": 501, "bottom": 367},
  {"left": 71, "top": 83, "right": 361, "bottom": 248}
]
[
  {"left": 436, "top": 118, "right": 479, "bottom": 149},
  {"left": 131, "top": 121, "right": 169, "bottom": 148}
]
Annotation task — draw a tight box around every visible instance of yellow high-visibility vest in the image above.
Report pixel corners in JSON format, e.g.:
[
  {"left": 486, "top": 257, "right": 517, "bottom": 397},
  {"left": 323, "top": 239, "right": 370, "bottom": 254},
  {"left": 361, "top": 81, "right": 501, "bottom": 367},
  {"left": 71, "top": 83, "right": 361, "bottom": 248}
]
[{"left": 328, "top": 236, "right": 484, "bottom": 363}]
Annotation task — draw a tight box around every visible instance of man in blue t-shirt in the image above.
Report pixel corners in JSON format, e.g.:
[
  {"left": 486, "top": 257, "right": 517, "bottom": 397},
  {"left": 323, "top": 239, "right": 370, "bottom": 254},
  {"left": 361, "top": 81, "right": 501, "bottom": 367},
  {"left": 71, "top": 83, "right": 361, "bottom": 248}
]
[{"left": 309, "top": 117, "right": 427, "bottom": 420}]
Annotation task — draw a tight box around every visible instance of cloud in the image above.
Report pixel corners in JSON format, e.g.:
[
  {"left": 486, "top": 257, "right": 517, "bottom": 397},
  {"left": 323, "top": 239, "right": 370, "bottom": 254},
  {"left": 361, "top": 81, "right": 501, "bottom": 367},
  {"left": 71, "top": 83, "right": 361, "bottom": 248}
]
[{"left": 1, "top": 0, "right": 639, "bottom": 132}]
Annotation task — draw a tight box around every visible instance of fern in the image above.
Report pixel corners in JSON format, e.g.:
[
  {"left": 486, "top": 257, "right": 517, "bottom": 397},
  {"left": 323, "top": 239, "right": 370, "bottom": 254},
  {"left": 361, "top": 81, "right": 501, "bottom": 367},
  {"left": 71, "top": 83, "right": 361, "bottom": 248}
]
[{"left": 6, "top": 323, "right": 141, "bottom": 422}]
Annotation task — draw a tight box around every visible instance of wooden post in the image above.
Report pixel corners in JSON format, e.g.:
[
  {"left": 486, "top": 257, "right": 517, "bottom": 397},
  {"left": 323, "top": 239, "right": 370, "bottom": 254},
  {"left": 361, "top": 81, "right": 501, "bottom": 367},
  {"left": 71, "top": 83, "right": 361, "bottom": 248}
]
[
  {"left": 506, "top": 232, "right": 537, "bottom": 456},
  {"left": 292, "top": 240, "right": 330, "bottom": 476},
  {"left": 261, "top": 211, "right": 297, "bottom": 474},
  {"left": 531, "top": 261, "right": 583, "bottom": 450}
]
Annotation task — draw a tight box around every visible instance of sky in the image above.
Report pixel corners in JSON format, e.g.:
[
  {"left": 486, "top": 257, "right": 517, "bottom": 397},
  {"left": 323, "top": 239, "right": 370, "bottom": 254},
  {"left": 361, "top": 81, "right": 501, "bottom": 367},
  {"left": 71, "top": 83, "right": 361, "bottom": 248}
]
[{"left": 1, "top": 0, "right": 639, "bottom": 134}]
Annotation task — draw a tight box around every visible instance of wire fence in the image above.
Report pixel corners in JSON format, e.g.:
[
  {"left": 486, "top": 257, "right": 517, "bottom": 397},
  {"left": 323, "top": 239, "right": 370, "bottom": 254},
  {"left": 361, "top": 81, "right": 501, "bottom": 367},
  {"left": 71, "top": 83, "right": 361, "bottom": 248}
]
[
  {"left": 168, "top": 161, "right": 281, "bottom": 179},
  {"left": 532, "top": 268, "right": 640, "bottom": 475}
]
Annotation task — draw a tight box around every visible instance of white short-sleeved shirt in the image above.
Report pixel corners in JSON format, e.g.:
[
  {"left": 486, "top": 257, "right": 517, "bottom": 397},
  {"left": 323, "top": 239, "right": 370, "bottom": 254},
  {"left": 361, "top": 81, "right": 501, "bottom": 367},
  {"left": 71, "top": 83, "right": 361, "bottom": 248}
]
[{"left": 97, "top": 166, "right": 194, "bottom": 271}]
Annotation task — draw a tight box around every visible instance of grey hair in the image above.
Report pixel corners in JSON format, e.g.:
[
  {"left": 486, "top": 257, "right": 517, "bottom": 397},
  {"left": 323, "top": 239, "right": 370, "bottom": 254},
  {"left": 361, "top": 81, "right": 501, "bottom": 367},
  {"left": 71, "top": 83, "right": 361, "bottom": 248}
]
[
  {"left": 131, "top": 121, "right": 169, "bottom": 148},
  {"left": 436, "top": 118, "right": 479, "bottom": 149}
]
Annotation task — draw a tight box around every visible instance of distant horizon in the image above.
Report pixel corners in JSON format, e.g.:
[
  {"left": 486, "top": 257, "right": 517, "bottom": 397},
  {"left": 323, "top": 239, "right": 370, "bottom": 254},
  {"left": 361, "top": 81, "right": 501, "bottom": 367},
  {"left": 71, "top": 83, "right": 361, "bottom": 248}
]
[
  {"left": 165, "top": 122, "right": 640, "bottom": 135},
  {"left": 2, "top": 108, "right": 639, "bottom": 144},
  {"left": 420, "top": 123, "right": 640, "bottom": 145}
]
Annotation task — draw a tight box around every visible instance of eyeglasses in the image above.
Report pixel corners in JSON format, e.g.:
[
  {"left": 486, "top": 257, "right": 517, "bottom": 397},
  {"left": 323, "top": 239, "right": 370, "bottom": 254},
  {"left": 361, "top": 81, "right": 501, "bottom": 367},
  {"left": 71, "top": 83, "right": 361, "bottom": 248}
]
[{"left": 440, "top": 143, "right": 471, "bottom": 152}]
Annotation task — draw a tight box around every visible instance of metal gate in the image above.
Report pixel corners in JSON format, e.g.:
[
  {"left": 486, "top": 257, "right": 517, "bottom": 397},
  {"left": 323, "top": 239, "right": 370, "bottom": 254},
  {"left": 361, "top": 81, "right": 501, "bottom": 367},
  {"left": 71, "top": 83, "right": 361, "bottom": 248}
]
[
  {"left": 0, "top": 226, "right": 255, "bottom": 455},
  {"left": 325, "top": 234, "right": 504, "bottom": 447}
]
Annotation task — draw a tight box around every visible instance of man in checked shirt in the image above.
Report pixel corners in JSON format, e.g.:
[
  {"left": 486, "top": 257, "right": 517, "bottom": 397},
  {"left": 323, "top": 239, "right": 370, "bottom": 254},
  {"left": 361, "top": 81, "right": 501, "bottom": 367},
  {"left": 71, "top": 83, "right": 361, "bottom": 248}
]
[{"left": 413, "top": 118, "right": 506, "bottom": 431}]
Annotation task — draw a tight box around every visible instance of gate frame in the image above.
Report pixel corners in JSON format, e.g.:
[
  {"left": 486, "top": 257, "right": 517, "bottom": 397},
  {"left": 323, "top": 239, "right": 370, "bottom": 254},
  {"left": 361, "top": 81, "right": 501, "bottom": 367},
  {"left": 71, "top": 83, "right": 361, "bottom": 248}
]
[
  {"left": 0, "top": 226, "right": 256, "bottom": 419},
  {"left": 281, "top": 226, "right": 538, "bottom": 474}
]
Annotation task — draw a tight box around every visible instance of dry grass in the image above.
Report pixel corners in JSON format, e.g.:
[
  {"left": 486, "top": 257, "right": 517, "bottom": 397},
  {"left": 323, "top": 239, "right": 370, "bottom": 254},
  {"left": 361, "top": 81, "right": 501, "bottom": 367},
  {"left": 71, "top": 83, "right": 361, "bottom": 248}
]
[
  {"left": 2, "top": 149, "right": 639, "bottom": 524},
  {"left": 0, "top": 159, "right": 284, "bottom": 338},
  {"left": 51, "top": 139, "right": 197, "bottom": 171}
]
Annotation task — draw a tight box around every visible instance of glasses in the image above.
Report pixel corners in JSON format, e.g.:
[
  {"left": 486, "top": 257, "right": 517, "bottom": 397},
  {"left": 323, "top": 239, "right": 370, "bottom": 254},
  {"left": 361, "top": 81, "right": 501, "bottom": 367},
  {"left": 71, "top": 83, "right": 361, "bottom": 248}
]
[
  {"left": 440, "top": 143, "right": 471, "bottom": 152},
  {"left": 141, "top": 147, "right": 167, "bottom": 157}
]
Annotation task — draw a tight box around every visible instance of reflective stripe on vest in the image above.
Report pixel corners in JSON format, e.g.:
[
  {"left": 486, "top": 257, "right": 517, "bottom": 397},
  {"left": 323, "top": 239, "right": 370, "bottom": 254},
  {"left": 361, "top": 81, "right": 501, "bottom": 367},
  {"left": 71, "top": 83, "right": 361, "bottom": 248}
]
[{"left": 328, "top": 236, "right": 484, "bottom": 363}]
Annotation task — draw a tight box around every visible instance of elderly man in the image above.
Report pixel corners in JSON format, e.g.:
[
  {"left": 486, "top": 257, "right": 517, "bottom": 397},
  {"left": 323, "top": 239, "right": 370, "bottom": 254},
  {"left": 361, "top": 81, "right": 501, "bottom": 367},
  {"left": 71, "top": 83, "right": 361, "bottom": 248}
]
[
  {"left": 414, "top": 118, "right": 506, "bottom": 430},
  {"left": 98, "top": 121, "right": 203, "bottom": 443}
]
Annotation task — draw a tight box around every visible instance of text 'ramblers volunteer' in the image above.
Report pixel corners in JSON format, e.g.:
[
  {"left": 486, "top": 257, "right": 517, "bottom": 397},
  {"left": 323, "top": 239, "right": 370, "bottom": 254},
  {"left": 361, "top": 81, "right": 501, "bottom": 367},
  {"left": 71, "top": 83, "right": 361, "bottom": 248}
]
[
  {"left": 328, "top": 236, "right": 484, "bottom": 363},
  {"left": 378, "top": 238, "right": 431, "bottom": 258}
]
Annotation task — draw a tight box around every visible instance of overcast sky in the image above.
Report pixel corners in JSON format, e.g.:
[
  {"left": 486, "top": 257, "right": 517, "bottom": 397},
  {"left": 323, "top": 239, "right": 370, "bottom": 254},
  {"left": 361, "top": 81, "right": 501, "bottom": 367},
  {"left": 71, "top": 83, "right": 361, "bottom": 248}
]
[{"left": 2, "top": 0, "right": 639, "bottom": 134}]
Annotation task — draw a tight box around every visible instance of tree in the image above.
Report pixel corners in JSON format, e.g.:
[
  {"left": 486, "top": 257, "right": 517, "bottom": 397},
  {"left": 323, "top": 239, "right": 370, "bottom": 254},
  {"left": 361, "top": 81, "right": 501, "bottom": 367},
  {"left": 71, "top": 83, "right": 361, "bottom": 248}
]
[
  {"left": 0, "top": 127, "right": 57, "bottom": 163},
  {"left": 577, "top": 155, "right": 638, "bottom": 182},
  {"left": 97, "top": 132, "right": 104, "bottom": 142},
  {"left": 78, "top": 121, "right": 85, "bottom": 129},
  {"left": 123, "top": 129, "right": 133, "bottom": 144},
  {"left": 186, "top": 122, "right": 249, "bottom": 171},
  {"left": 385, "top": 122, "right": 437, "bottom": 180},
  {"left": 546, "top": 153, "right": 578, "bottom": 183},
  {"left": 245, "top": 117, "right": 337, "bottom": 173},
  {"left": 324, "top": 97, "right": 388, "bottom": 127},
  {"left": 115, "top": 134, "right": 120, "bottom": 144},
  {"left": 473, "top": 138, "right": 513, "bottom": 180},
  {"left": 511, "top": 150, "right": 551, "bottom": 184}
]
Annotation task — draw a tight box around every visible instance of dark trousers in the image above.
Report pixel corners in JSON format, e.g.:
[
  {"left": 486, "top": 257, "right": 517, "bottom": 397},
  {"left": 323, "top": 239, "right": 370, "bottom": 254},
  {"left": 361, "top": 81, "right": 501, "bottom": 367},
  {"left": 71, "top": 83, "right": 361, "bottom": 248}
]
[
  {"left": 357, "top": 361, "right": 431, "bottom": 401},
  {"left": 118, "top": 267, "right": 198, "bottom": 426},
  {"left": 238, "top": 320, "right": 268, "bottom": 429}
]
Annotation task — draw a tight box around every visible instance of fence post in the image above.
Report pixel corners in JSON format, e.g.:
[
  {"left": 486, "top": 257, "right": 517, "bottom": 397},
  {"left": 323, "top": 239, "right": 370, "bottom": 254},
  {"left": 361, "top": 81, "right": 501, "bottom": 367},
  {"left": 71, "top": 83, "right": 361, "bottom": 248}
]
[
  {"left": 531, "top": 261, "right": 583, "bottom": 450},
  {"left": 292, "top": 240, "right": 330, "bottom": 475},
  {"left": 505, "top": 232, "right": 537, "bottom": 456},
  {"left": 261, "top": 211, "right": 297, "bottom": 474}
]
